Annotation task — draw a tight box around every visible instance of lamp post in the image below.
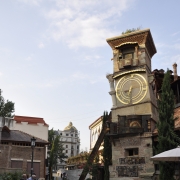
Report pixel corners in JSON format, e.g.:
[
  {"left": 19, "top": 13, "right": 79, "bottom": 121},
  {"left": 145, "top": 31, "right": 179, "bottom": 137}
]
[{"left": 31, "top": 137, "right": 36, "bottom": 177}]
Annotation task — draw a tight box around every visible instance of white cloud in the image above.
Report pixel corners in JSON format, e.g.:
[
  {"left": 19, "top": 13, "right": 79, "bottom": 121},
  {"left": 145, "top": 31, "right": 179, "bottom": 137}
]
[
  {"left": 71, "top": 71, "right": 106, "bottom": 84},
  {"left": 157, "top": 54, "right": 180, "bottom": 69},
  {"left": 9, "top": 78, "right": 67, "bottom": 89},
  {"left": 71, "top": 72, "right": 88, "bottom": 80},
  {"left": 44, "top": 0, "right": 135, "bottom": 49},
  {"left": 80, "top": 54, "right": 103, "bottom": 66},
  {"left": 171, "top": 31, "right": 180, "bottom": 37},
  {"left": 18, "top": 0, "right": 42, "bottom": 6},
  {"left": 171, "top": 54, "right": 180, "bottom": 65},
  {"left": 158, "top": 42, "right": 180, "bottom": 51},
  {"left": 174, "top": 43, "right": 180, "bottom": 50},
  {"left": 38, "top": 42, "right": 45, "bottom": 49},
  {"left": 0, "top": 47, "right": 10, "bottom": 54},
  {"left": 90, "top": 76, "right": 106, "bottom": 84},
  {"left": 26, "top": 56, "right": 32, "bottom": 61}
]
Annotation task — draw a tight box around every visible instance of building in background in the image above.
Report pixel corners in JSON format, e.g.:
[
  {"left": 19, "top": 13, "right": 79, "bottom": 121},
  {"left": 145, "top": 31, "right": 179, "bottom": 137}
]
[
  {"left": 55, "top": 122, "right": 80, "bottom": 169},
  {"left": 0, "top": 117, "right": 48, "bottom": 178},
  {"left": 89, "top": 116, "right": 103, "bottom": 164},
  {"left": 13, "top": 115, "right": 49, "bottom": 141}
]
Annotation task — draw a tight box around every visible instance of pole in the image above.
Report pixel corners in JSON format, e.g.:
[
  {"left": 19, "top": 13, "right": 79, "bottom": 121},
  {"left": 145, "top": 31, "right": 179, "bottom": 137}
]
[{"left": 31, "top": 147, "right": 34, "bottom": 177}]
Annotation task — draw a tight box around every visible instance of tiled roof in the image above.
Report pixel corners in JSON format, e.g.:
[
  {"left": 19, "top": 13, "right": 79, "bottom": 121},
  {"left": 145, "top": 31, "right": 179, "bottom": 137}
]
[
  {"left": 1, "top": 127, "right": 48, "bottom": 144},
  {"left": 106, "top": 29, "right": 156, "bottom": 58},
  {"left": 14, "top": 115, "right": 49, "bottom": 127}
]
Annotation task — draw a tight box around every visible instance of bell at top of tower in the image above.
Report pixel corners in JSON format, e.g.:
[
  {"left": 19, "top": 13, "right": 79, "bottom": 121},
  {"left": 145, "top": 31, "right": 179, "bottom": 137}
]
[{"left": 106, "top": 29, "right": 157, "bottom": 73}]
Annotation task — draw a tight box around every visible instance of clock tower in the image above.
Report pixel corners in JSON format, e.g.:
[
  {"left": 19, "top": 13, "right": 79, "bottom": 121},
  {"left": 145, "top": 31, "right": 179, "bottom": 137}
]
[{"left": 106, "top": 29, "right": 158, "bottom": 179}]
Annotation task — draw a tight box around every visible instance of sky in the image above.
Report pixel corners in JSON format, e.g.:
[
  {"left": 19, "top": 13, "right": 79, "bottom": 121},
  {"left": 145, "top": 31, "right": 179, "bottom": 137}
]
[{"left": 1, "top": 0, "right": 180, "bottom": 151}]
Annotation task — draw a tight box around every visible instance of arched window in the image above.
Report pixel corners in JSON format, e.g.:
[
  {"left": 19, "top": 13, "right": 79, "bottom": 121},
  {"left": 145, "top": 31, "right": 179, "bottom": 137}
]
[{"left": 92, "top": 133, "right": 94, "bottom": 142}]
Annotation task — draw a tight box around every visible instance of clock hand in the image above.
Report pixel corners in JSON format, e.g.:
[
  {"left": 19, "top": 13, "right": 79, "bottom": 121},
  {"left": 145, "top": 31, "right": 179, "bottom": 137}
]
[{"left": 128, "top": 86, "right": 132, "bottom": 96}]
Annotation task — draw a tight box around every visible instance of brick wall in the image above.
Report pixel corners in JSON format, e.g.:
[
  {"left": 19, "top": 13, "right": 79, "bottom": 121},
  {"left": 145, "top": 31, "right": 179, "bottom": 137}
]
[{"left": 0, "top": 143, "right": 45, "bottom": 178}]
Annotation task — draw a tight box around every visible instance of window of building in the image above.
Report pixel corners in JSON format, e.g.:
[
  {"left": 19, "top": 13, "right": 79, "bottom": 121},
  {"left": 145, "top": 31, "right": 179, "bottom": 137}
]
[
  {"left": 71, "top": 134, "right": 73, "bottom": 137},
  {"left": 60, "top": 133, "right": 62, "bottom": 135},
  {"left": 77, "top": 145, "right": 79, "bottom": 149},
  {"left": 66, "top": 150, "right": 68, "bottom": 153},
  {"left": 121, "top": 47, "right": 134, "bottom": 60},
  {"left": 66, "top": 134, "right": 69, "bottom": 136},
  {"left": 95, "top": 133, "right": 98, "bottom": 141},
  {"left": 125, "top": 148, "right": 138, "bottom": 156},
  {"left": 11, "top": 160, "right": 23, "bottom": 168},
  {"left": 66, "top": 145, "right": 68, "bottom": 148},
  {"left": 75, "top": 134, "right": 77, "bottom": 137}
]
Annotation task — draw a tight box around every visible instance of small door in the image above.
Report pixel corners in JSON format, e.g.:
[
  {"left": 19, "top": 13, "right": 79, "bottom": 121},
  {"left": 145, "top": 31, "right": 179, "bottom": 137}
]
[{"left": 27, "top": 162, "right": 40, "bottom": 179}]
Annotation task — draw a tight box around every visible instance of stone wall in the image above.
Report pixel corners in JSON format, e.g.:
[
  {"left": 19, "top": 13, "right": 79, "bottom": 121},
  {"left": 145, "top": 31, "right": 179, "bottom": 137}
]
[{"left": 109, "top": 133, "right": 154, "bottom": 180}]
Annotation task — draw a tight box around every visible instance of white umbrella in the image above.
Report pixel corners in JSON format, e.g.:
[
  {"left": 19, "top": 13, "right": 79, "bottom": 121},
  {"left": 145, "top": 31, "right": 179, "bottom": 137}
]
[{"left": 151, "top": 146, "right": 180, "bottom": 162}]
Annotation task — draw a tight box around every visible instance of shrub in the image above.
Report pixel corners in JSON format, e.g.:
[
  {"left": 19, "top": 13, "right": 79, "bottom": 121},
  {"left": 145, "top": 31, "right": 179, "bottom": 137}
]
[{"left": 0, "top": 172, "right": 22, "bottom": 180}]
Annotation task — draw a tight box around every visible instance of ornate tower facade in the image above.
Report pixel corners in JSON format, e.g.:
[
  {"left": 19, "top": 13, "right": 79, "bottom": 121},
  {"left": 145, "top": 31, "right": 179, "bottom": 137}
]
[{"left": 106, "top": 29, "right": 157, "bottom": 180}]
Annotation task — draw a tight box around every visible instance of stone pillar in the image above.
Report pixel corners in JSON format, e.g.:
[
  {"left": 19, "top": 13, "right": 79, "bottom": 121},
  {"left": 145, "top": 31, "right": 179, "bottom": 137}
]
[
  {"left": 106, "top": 74, "right": 117, "bottom": 109},
  {"left": 134, "top": 46, "right": 139, "bottom": 66},
  {"left": 173, "top": 62, "right": 178, "bottom": 81}
]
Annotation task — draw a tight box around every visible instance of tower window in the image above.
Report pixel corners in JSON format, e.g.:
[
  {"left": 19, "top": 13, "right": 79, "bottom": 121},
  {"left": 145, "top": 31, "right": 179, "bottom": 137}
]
[
  {"left": 125, "top": 148, "right": 138, "bottom": 156},
  {"left": 119, "top": 47, "right": 135, "bottom": 60},
  {"left": 123, "top": 52, "right": 133, "bottom": 59}
]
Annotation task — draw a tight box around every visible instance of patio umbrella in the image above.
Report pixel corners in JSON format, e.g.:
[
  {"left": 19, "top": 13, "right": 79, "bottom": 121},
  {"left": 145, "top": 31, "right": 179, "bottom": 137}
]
[{"left": 151, "top": 146, "right": 180, "bottom": 162}]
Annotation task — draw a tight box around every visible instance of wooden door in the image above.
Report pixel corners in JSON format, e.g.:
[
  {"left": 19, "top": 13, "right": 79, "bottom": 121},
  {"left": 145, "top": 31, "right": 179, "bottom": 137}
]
[{"left": 27, "top": 162, "right": 40, "bottom": 179}]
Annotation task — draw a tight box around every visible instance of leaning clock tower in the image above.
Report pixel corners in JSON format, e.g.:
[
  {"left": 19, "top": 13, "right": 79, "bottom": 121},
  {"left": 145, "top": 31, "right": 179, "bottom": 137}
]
[{"left": 106, "top": 29, "right": 158, "bottom": 180}]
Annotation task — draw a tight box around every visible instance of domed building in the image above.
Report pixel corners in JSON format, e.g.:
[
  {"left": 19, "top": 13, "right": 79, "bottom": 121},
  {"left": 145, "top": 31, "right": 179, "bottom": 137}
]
[{"left": 55, "top": 122, "right": 80, "bottom": 169}]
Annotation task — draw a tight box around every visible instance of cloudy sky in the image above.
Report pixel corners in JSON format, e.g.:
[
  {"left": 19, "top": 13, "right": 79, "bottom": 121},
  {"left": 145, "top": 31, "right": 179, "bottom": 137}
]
[{"left": 1, "top": 0, "right": 180, "bottom": 151}]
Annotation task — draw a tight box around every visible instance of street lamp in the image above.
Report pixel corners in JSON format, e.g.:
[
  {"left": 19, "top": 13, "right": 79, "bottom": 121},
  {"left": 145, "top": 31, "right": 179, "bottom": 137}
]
[{"left": 31, "top": 137, "right": 36, "bottom": 177}]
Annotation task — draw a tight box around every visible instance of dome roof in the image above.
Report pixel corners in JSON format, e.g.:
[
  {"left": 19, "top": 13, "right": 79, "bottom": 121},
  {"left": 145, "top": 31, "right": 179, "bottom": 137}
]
[{"left": 64, "top": 122, "right": 77, "bottom": 131}]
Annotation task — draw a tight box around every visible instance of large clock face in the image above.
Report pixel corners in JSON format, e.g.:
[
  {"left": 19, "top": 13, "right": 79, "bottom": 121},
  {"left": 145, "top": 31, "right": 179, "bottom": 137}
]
[{"left": 116, "top": 73, "right": 148, "bottom": 104}]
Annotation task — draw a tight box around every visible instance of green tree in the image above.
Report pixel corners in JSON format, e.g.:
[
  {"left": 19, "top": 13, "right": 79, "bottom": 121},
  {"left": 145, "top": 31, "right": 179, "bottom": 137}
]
[
  {"left": 102, "top": 111, "right": 112, "bottom": 180},
  {"left": 122, "top": 27, "right": 141, "bottom": 35},
  {"left": 48, "top": 129, "right": 67, "bottom": 180},
  {"left": 156, "top": 70, "right": 180, "bottom": 180},
  {"left": 0, "top": 89, "right": 14, "bottom": 117},
  {"left": 0, "top": 171, "right": 22, "bottom": 180}
]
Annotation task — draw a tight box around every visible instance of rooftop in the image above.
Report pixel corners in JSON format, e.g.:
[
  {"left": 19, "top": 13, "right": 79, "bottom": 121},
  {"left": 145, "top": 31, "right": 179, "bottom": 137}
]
[
  {"left": 64, "top": 122, "right": 77, "bottom": 132},
  {"left": 1, "top": 126, "right": 48, "bottom": 144},
  {"left": 106, "top": 28, "right": 157, "bottom": 58},
  {"left": 14, "top": 115, "right": 49, "bottom": 127}
]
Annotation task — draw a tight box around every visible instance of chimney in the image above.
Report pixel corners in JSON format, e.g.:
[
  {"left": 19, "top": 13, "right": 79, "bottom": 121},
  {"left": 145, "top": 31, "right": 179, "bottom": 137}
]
[{"left": 173, "top": 63, "right": 178, "bottom": 81}]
